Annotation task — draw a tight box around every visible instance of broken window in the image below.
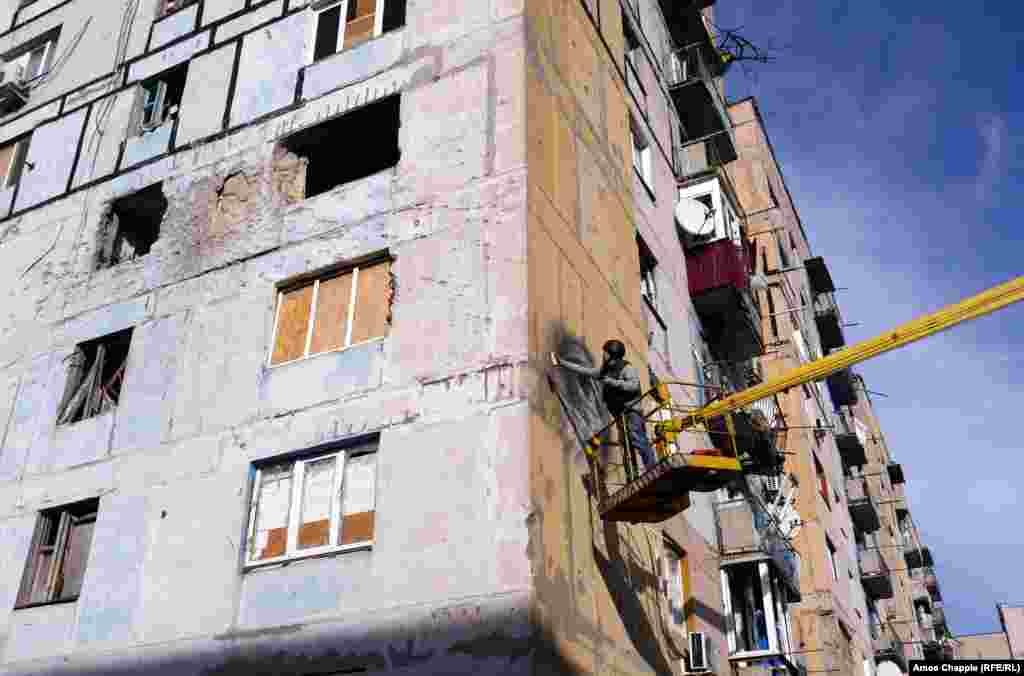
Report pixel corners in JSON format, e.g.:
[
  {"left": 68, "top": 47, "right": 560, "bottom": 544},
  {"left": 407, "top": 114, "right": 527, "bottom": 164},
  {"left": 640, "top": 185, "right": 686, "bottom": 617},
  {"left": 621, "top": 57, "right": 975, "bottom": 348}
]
[
  {"left": 97, "top": 183, "right": 167, "bottom": 269},
  {"left": 630, "top": 116, "right": 653, "bottom": 192},
  {"left": 132, "top": 65, "right": 186, "bottom": 134},
  {"left": 312, "top": 0, "right": 407, "bottom": 61},
  {"left": 279, "top": 94, "right": 400, "bottom": 199},
  {"left": 270, "top": 257, "right": 392, "bottom": 366},
  {"left": 16, "top": 498, "right": 99, "bottom": 608},
  {"left": 246, "top": 441, "right": 378, "bottom": 567},
  {"left": 57, "top": 328, "right": 133, "bottom": 425},
  {"left": 0, "top": 136, "right": 29, "bottom": 189},
  {"left": 723, "top": 560, "right": 794, "bottom": 656}
]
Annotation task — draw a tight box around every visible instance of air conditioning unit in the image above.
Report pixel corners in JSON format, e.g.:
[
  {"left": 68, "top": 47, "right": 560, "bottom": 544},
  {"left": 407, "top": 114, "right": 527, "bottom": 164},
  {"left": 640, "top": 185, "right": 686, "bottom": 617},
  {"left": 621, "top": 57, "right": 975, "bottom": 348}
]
[
  {"left": 0, "top": 62, "right": 29, "bottom": 115},
  {"left": 1, "top": 63, "right": 25, "bottom": 86},
  {"left": 686, "top": 632, "right": 711, "bottom": 673}
]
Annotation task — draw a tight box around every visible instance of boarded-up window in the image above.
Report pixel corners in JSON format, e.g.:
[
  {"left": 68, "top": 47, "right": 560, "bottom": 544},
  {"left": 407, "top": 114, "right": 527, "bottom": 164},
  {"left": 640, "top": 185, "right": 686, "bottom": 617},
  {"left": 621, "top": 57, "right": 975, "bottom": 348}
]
[
  {"left": 246, "top": 442, "right": 378, "bottom": 567},
  {"left": 269, "top": 258, "right": 392, "bottom": 366},
  {"left": 16, "top": 498, "right": 99, "bottom": 608},
  {"left": 0, "top": 137, "right": 30, "bottom": 189}
]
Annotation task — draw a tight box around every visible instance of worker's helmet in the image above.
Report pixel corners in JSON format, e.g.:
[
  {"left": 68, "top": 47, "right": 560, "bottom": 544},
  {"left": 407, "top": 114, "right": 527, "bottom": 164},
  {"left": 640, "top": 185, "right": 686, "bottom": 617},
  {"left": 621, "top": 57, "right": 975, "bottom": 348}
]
[{"left": 602, "top": 339, "right": 626, "bottom": 360}]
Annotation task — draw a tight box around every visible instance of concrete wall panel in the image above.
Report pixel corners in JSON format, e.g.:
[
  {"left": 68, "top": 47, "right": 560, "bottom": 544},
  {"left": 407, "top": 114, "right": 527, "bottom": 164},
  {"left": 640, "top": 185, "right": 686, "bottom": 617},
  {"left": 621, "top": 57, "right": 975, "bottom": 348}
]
[
  {"left": 213, "top": 0, "right": 284, "bottom": 44},
  {"left": 5, "top": 602, "right": 76, "bottom": 663},
  {"left": 121, "top": 121, "right": 173, "bottom": 169},
  {"left": 203, "top": 0, "right": 247, "bottom": 26},
  {"left": 127, "top": 32, "right": 212, "bottom": 85},
  {"left": 14, "top": 108, "right": 87, "bottom": 212},
  {"left": 0, "top": 515, "right": 35, "bottom": 657},
  {"left": 0, "top": 354, "right": 56, "bottom": 483},
  {"left": 0, "top": 101, "right": 61, "bottom": 147},
  {"left": 76, "top": 493, "right": 148, "bottom": 647},
  {"left": 72, "top": 90, "right": 137, "bottom": 189},
  {"left": 31, "top": 409, "right": 115, "bottom": 475},
  {"left": 150, "top": 4, "right": 199, "bottom": 50},
  {"left": 301, "top": 28, "right": 405, "bottom": 102},
  {"left": 176, "top": 42, "right": 236, "bottom": 147},
  {"left": 229, "top": 13, "right": 307, "bottom": 128}
]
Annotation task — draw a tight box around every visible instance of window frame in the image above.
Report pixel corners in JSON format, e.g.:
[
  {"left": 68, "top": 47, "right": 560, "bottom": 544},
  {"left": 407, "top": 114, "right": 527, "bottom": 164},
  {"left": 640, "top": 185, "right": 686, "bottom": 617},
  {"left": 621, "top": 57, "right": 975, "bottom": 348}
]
[
  {"left": 630, "top": 116, "right": 654, "bottom": 196},
  {"left": 825, "top": 535, "right": 839, "bottom": 582},
  {"left": 310, "top": 0, "right": 387, "bottom": 63},
  {"left": 5, "top": 33, "right": 58, "bottom": 84},
  {"left": 15, "top": 499, "right": 99, "bottom": 609},
  {"left": 244, "top": 445, "right": 377, "bottom": 570},
  {"left": 0, "top": 136, "right": 30, "bottom": 190},
  {"left": 268, "top": 258, "right": 391, "bottom": 369},
  {"left": 721, "top": 560, "right": 794, "bottom": 658},
  {"left": 663, "top": 540, "right": 689, "bottom": 636}
]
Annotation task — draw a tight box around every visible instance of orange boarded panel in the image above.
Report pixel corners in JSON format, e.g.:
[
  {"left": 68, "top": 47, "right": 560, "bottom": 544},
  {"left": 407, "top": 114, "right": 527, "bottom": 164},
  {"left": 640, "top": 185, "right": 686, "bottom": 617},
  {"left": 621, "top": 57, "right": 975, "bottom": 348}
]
[
  {"left": 339, "top": 511, "right": 374, "bottom": 545},
  {"left": 259, "top": 527, "right": 288, "bottom": 559},
  {"left": 297, "top": 518, "right": 330, "bottom": 549},
  {"left": 271, "top": 285, "right": 314, "bottom": 365},
  {"left": 310, "top": 273, "right": 353, "bottom": 355},
  {"left": 0, "top": 143, "right": 14, "bottom": 186},
  {"left": 350, "top": 262, "right": 390, "bottom": 344},
  {"left": 343, "top": 11, "right": 376, "bottom": 50}
]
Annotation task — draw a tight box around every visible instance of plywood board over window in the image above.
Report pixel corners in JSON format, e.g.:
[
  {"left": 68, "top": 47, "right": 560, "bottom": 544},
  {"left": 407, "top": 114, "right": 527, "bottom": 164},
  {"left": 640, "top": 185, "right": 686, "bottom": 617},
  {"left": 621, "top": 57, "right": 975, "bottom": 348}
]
[{"left": 269, "top": 258, "right": 392, "bottom": 367}]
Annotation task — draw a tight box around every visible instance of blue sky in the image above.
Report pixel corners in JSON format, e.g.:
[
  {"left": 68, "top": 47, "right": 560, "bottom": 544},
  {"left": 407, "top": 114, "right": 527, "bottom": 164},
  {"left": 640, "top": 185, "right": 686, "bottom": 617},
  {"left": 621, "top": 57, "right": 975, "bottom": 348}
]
[{"left": 717, "top": 0, "right": 1024, "bottom": 635}]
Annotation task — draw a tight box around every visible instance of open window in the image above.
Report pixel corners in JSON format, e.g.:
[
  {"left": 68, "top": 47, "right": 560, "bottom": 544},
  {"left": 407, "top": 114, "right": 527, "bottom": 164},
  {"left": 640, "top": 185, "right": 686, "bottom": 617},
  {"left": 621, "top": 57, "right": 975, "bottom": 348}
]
[
  {"left": 57, "top": 328, "right": 133, "bottom": 425},
  {"left": 245, "top": 439, "right": 378, "bottom": 568},
  {"left": 825, "top": 535, "right": 839, "bottom": 581},
  {"left": 270, "top": 256, "right": 392, "bottom": 367},
  {"left": 663, "top": 542, "right": 689, "bottom": 633},
  {"left": 132, "top": 65, "right": 186, "bottom": 134},
  {"left": 0, "top": 136, "right": 30, "bottom": 189},
  {"left": 15, "top": 498, "right": 99, "bottom": 608},
  {"left": 631, "top": 116, "right": 653, "bottom": 194},
  {"left": 2, "top": 28, "right": 60, "bottom": 83},
  {"left": 311, "top": 0, "right": 407, "bottom": 61},
  {"left": 722, "top": 560, "right": 795, "bottom": 658},
  {"left": 97, "top": 183, "right": 167, "bottom": 269},
  {"left": 278, "top": 94, "right": 400, "bottom": 200}
]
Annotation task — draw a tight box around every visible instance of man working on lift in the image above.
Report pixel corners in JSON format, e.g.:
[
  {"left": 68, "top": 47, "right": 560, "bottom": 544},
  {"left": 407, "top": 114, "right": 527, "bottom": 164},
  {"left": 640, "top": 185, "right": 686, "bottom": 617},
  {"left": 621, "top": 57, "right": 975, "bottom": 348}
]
[{"left": 552, "top": 339, "right": 657, "bottom": 470}]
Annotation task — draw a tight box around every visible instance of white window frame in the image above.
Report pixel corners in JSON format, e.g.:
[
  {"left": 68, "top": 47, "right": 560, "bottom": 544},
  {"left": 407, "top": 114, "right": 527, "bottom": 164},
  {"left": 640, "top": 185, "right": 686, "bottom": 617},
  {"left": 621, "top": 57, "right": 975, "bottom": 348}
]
[
  {"left": 826, "top": 535, "right": 839, "bottom": 581},
  {"left": 244, "top": 448, "right": 375, "bottom": 569},
  {"left": 309, "top": 0, "right": 386, "bottom": 63},
  {"left": 678, "top": 178, "right": 740, "bottom": 244},
  {"left": 140, "top": 80, "right": 168, "bottom": 131},
  {"left": 663, "top": 543, "right": 689, "bottom": 638},
  {"left": 6, "top": 38, "right": 56, "bottom": 84},
  {"left": 267, "top": 262, "right": 388, "bottom": 369},
  {"left": 721, "top": 561, "right": 793, "bottom": 659},
  {"left": 631, "top": 117, "right": 654, "bottom": 194}
]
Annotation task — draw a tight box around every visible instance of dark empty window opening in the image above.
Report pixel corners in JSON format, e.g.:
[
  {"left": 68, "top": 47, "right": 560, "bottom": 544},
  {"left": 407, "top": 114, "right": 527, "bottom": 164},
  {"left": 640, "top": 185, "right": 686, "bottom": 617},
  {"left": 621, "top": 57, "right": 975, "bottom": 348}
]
[
  {"left": 98, "top": 183, "right": 167, "bottom": 269},
  {"left": 57, "top": 328, "right": 133, "bottom": 425},
  {"left": 313, "top": 0, "right": 407, "bottom": 62},
  {"left": 280, "top": 95, "right": 400, "bottom": 200}
]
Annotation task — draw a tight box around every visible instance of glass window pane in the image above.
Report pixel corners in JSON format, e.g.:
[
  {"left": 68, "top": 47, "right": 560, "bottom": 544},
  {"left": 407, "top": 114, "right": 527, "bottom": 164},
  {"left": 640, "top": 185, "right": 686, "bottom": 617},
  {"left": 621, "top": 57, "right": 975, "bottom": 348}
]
[
  {"left": 29, "top": 549, "right": 54, "bottom": 603},
  {"left": 339, "top": 453, "right": 376, "bottom": 545},
  {"left": 252, "top": 463, "right": 293, "bottom": 560},
  {"left": 665, "top": 548, "right": 684, "bottom": 626},
  {"left": 314, "top": 4, "right": 342, "bottom": 61},
  {"left": 310, "top": 272, "right": 352, "bottom": 355},
  {"left": 24, "top": 45, "right": 46, "bottom": 80},
  {"left": 271, "top": 285, "right": 314, "bottom": 365},
  {"left": 297, "top": 456, "right": 336, "bottom": 550},
  {"left": 343, "top": 0, "right": 377, "bottom": 50}
]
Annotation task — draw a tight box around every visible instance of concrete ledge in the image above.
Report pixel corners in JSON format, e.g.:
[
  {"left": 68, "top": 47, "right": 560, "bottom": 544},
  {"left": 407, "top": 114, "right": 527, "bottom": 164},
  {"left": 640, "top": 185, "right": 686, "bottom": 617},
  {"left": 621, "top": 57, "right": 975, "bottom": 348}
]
[{"left": 301, "top": 29, "right": 407, "bottom": 103}]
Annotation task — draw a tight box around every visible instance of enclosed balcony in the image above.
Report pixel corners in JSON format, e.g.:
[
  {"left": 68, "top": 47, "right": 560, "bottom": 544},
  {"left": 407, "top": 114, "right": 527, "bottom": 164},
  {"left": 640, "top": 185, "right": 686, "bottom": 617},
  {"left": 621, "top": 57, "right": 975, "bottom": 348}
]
[
  {"left": 833, "top": 411, "right": 867, "bottom": 468},
  {"left": 887, "top": 462, "right": 905, "bottom": 485},
  {"left": 0, "top": 74, "right": 28, "bottom": 116},
  {"left": 904, "top": 540, "right": 934, "bottom": 569},
  {"left": 933, "top": 602, "right": 947, "bottom": 630},
  {"left": 846, "top": 476, "right": 880, "bottom": 532},
  {"left": 714, "top": 497, "right": 800, "bottom": 598},
  {"left": 871, "top": 621, "right": 907, "bottom": 671},
  {"left": 667, "top": 41, "right": 737, "bottom": 178},
  {"left": 911, "top": 576, "right": 930, "bottom": 602},
  {"left": 804, "top": 257, "right": 836, "bottom": 296},
  {"left": 687, "top": 237, "right": 762, "bottom": 362},
  {"left": 826, "top": 368, "right": 859, "bottom": 407},
  {"left": 813, "top": 294, "right": 845, "bottom": 352},
  {"left": 923, "top": 568, "right": 942, "bottom": 601},
  {"left": 859, "top": 548, "right": 893, "bottom": 599}
]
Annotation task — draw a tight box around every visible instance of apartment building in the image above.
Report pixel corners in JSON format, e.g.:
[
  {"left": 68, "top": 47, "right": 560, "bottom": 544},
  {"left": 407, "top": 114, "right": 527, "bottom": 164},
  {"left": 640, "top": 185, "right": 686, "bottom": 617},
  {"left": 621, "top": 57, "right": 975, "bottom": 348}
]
[{"left": 0, "top": 0, "right": 952, "bottom": 674}]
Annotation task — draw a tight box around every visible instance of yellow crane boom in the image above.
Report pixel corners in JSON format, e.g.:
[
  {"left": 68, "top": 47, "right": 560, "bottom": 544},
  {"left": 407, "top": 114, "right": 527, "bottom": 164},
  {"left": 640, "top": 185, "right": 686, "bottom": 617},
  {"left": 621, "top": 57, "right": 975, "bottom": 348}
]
[{"left": 661, "top": 274, "right": 1024, "bottom": 433}]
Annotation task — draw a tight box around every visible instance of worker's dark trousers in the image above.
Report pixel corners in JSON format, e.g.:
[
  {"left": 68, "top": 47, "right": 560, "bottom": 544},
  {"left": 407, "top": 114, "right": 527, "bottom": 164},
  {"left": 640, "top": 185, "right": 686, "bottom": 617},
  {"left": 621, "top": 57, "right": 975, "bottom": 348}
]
[{"left": 625, "top": 410, "right": 656, "bottom": 469}]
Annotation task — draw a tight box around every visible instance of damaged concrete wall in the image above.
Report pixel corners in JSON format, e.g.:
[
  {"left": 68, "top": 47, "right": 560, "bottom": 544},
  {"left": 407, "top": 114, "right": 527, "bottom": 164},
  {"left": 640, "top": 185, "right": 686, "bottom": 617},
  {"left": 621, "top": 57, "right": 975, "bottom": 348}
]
[{"left": 0, "top": 0, "right": 535, "bottom": 673}]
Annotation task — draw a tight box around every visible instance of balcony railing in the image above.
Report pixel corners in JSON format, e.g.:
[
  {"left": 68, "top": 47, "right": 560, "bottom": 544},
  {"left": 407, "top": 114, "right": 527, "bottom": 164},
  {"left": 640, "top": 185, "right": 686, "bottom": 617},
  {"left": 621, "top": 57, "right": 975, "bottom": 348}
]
[
  {"left": 714, "top": 497, "right": 801, "bottom": 597},
  {"left": 911, "top": 576, "right": 930, "bottom": 602},
  {"left": 686, "top": 238, "right": 762, "bottom": 362},
  {"left": 846, "top": 476, "right": 880, "bottom": 533},
  {"left": 813, "top": 293, "right": 845, "bottom": 352},
  {"left": 833, "top": 411, "right": 867, "bottom": 467},
  {"left": 859, "top": 547, "right": 893, "bottom": 600},
  {"left": 871, "top": 620, "right": 907, "bottom": 670},
  {"left": 666, "top": 42, "right": 737, "bottom": 176}
]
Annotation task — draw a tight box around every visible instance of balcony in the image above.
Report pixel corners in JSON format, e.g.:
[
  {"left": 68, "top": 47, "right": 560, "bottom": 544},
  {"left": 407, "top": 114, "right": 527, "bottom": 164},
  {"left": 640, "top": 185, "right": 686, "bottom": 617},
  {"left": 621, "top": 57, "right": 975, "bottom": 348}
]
[
  {"left": 911, "top": 577, "right": 930, "bottom": 602},
  {"left": 933, "top": 602, "right": 947, "bottom": 631},
  {"left": 859, "top": 548, "right": 893, "bottom": 599},
  {"left": 826, "top": 367, "right": 859, "bottom": 408},
  {"left": 845, "top": 476, "right": 880, "bottom": 532},
  {"left": 833, "top": 411, "right": 867, "bottom": 468},
  {"left": 687, "top": 238, "right": 762, "bottom": 362},
  {"left": 714, "top": 497, "right": 801, "bottom": 598},
  {"left": 804, "top": 257, "right": 836, "bottom": 296},
  {"left": 667, "top": 41, "right": 737, "bottom": 178},
  {"left": 923, "top": 569, "right": 942, "bottom": 601},
  {"left": 813, "top": 294, "right": 845, "bottom": 352},
  {"left": 904, "top": 540, "right": 934, "bottom": 569},
  {"left": 887, "top": 462, "right": 906, "bottom": 485},
  {"left": 871, "top": 621, "right": 907, "bottom": 671}
]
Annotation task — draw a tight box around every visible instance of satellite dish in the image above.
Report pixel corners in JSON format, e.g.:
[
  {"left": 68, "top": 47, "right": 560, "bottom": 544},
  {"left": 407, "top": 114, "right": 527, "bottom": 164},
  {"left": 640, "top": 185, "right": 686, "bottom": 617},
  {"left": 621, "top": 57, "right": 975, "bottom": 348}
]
[
  {"left": 675, "top": 198, "right": 713, "bottom": 237},
  {"left": 877, "top": 661, "right": 902, "bottom": 676}
]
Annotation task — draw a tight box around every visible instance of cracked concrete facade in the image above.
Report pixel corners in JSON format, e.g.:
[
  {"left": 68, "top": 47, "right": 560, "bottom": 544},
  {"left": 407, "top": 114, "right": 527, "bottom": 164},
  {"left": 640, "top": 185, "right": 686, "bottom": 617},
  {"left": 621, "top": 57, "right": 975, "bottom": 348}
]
[{"left": 0, "top": 0, "right": 830, "bottom": 674}]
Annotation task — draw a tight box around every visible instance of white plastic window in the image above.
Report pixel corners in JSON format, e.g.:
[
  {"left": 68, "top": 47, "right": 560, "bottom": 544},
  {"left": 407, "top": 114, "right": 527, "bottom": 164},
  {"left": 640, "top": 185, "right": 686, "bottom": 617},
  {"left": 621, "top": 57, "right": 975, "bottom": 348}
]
[
  {"left": 246, "top": 446, "right": 377, "bottom": 567},
  {"left": 631, "top": 118, "right": 653, "bottom": 192},
  {"left": 311, "top": 0, "right": 386, "bottom": 62}
]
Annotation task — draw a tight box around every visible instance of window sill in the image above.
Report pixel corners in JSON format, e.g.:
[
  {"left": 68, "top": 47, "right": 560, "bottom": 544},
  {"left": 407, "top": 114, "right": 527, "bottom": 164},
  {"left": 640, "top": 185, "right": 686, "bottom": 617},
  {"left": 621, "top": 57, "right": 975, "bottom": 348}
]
[
  {"left": 728, "top": 649, "right": 783, "bottom": 661},
  {"left": 244, "top": 541, "right": 372, "bottom": 572},
  {"left": 13, "top": 596, "right": 79, "bottom": 611},
  {"left": 267, "top": 336, "right": 385, "bottom": 370}
]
